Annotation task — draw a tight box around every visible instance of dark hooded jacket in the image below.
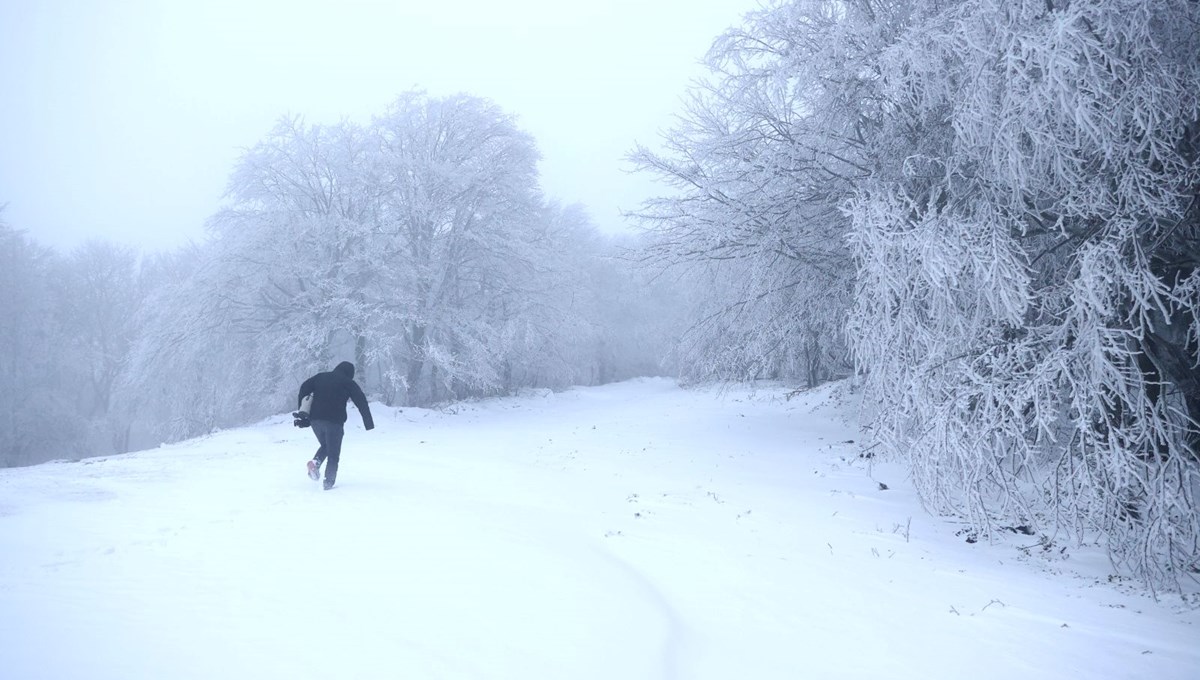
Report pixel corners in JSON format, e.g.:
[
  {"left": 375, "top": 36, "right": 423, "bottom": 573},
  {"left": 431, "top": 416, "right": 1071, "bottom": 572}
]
[{"left": 298, "top": 361, "right": 374, "bottom": 430}]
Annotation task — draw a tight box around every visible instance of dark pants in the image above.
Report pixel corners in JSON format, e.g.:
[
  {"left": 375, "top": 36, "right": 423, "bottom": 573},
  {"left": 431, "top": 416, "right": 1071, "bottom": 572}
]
[{"left": 311, "top": 419, "right": 345, "bottom": 486}]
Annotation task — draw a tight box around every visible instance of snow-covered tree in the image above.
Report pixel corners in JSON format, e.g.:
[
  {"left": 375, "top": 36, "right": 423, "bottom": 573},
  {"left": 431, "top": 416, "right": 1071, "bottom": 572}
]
[
  {"left": 123, "top": 91, "right": 642, "bottom": 437},
  {"left": 363, "top": 93, "right": 549, "bottom": 403},
  {"left": 120, "top": 242, "right": 244, "bottom": 440},
  {"left": 631, "top": 0, "right": 864, "bottom": 387},
  {"left": 640, "top": 0, "right": 1199, "bottom": 587},
  {"left": 52, "top": 241, "right": 142, "bottom": 453},
  {"left": 845, "top": 0, "right": 1200, "bottom": 587},
  {"left": 0, "top": 222, "right": 86, "bottom": 466},
  {"left": 0, "top": 221, "right": 159, "bottom": 463}
]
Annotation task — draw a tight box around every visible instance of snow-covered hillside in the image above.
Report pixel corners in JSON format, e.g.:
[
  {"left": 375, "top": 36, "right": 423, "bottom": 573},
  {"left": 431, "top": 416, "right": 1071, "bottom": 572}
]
[{"left": 1, "top": 379, "right": 1195, "bottom": 679}]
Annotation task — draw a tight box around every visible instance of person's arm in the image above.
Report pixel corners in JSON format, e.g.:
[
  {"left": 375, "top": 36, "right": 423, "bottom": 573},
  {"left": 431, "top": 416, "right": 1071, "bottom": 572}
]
[
  {"left": 350, "top": 382, "right": 374, "bottom": 431},
  {"left": 298, "top": 376, "right": 315, "bottom": 410}
]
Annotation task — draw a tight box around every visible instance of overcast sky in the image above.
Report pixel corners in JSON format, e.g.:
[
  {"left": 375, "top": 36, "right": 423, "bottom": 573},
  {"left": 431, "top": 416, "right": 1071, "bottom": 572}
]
[{"left": 0, "top": 0, "right": 762, "bottom": 253}]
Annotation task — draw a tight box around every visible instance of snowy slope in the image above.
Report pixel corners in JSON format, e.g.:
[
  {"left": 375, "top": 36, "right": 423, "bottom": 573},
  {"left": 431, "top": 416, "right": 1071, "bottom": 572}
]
[{"left": 1, "top": 379, "right": 1196, "bottom": 679}]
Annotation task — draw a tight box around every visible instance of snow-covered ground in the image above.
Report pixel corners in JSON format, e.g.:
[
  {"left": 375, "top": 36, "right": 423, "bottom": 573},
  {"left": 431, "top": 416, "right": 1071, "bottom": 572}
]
[{"left": 1, "top": 378, "right": 1196, "bottom": 679}]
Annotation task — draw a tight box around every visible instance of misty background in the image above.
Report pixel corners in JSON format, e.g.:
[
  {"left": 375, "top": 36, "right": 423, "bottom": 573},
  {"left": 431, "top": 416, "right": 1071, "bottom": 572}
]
[
  {"left": 0, "top": 0, "right": 755, "bottom": 251},
  {"left": 2, "top": 0, "right": 1198, "bottom": 590}
]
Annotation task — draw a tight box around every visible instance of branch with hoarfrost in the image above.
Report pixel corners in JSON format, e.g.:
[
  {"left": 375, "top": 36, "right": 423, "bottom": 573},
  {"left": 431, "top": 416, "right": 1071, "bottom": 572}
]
[{"left": 847, "top": 0, "right": 1200, "bottom": 589}]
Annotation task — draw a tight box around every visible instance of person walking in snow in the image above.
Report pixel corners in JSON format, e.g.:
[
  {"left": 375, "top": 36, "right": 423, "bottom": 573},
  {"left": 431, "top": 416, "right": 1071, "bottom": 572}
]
[{"left": 297, "top": 361, "right": 374, "bottom": 490}]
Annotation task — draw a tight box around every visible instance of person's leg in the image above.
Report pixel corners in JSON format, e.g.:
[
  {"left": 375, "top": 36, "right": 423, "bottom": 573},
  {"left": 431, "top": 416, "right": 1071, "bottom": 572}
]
[
  {"left": 322, "top": 422, "right": 345, "bottom": 488},
  {"left": 311, "top": 421, "right": 328, "bottom": 464},
  {"left": 308, "top": 421, "right": 330, "bottom": 481}
]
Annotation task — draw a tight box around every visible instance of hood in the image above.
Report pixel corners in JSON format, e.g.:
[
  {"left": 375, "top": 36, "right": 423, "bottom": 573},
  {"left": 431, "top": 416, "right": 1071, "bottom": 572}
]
[{"left": 334, "top": 361, "right": 355, "bottom": 379}]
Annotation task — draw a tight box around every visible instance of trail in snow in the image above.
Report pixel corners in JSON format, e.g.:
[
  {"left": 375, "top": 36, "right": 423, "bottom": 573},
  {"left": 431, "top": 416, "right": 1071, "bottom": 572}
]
[{"left": 0, "top": 378, "right": 1196, "bottom": 680}]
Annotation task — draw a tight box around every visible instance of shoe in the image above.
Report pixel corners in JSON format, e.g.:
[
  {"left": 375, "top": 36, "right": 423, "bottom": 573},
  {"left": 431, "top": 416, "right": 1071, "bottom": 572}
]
[
  {"left": 323, "top": 480, "right": 334, "bottom": 491},
  {"left": 307, "top": 459, "right": 320, "bottom": 481}
]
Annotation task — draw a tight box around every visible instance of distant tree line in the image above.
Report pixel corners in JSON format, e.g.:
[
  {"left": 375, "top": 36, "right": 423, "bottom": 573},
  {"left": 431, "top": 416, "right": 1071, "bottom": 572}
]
[
  {"left": 0, "top": 231, "right": 145, "bottom": 468},
  {"left": 122, "top": 93, "right": 684, "bottom": 440},
  {"left": 635, "top": 0, "right": 1199, "bottom": 589},
  {"left": 0, "top": 93, "right": 685, "bottom": 467}
]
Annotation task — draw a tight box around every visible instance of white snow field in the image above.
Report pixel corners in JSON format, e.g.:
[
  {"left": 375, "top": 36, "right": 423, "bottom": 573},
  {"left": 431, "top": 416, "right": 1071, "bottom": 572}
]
[{"left": 1, "top": 379, "right": 1196, "bottom": 680}]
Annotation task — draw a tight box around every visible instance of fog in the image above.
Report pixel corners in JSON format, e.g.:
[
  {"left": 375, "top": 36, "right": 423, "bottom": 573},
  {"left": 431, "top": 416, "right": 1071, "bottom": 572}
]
[{"left": 0, "top": 0, "right": 760, "bottom": 251}]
